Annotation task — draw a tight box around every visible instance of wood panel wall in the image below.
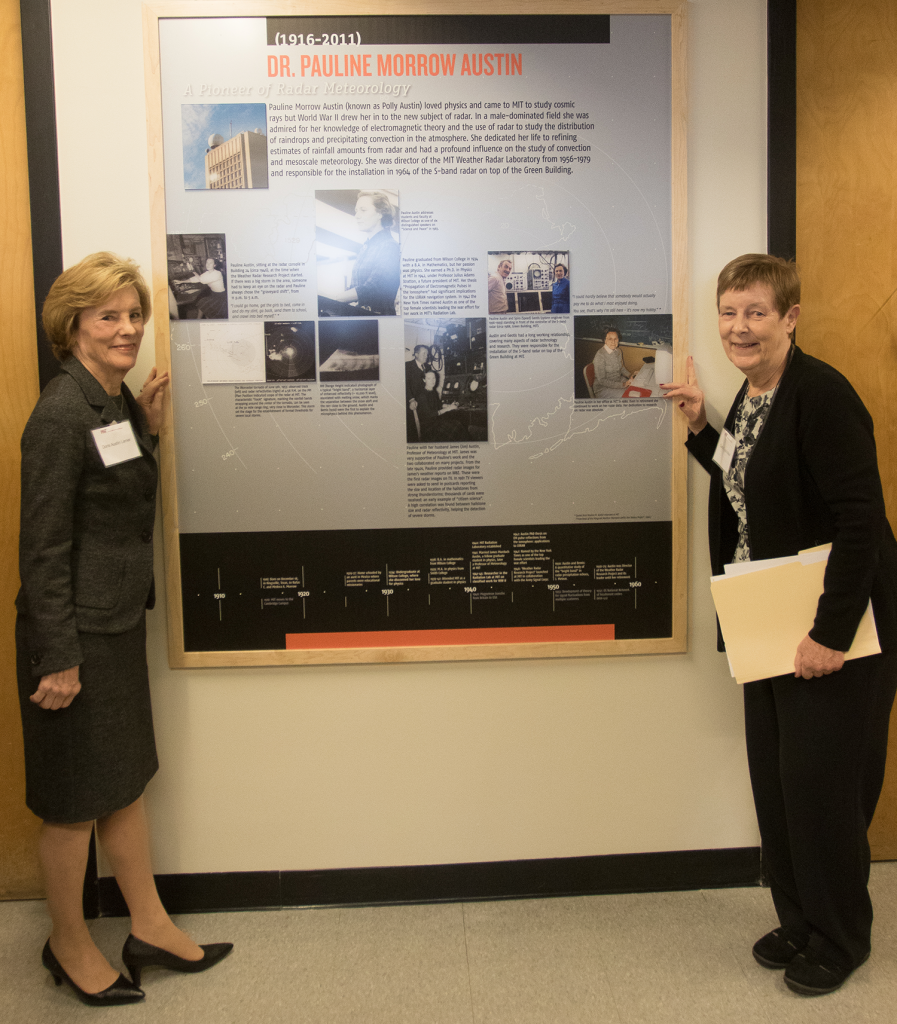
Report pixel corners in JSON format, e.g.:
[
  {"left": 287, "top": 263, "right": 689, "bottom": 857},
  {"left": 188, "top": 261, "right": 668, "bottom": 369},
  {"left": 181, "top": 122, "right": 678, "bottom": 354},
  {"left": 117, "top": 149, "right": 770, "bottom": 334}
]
[
  {"left": 0, "top": 0, "right": 42, "bottom": 898},
  {"left": 796, "top": 0, "right": 897, "bottom": 859}
]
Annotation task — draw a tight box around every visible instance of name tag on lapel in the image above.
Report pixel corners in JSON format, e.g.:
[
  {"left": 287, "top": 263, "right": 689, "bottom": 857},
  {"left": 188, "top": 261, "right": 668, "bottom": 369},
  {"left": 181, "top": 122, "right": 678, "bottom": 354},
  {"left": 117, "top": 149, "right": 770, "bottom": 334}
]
[
  {"left": 712, "top": 429, "right": 737, "bottom": 473},
  {"left": 92, "top": 420, "right": 142, "bottom": 467}
]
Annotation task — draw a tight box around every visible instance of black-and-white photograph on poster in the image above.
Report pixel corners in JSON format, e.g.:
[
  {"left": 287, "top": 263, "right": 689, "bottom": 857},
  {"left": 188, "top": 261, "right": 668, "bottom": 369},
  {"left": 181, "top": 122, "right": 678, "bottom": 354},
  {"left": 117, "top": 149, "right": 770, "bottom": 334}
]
[
  {"left": 318, "top": 319, "right": 380, "bottom": 381},
  {"left": 167, "top": 233, "right": 229, "bottom": 320},
  {"left": 265, "top": 321, "right": 316, "bottom": 382},
  {"left": 316, "top": 189, "right": 401, "bottom": 317},
  {"left": 487, "top": 251, "right": 570, "bottom": 315},
  {"left": 404, "top": 318, "right": 487, "bottom": 443},
  {"left": 181, "top": 103, "right": 268, "bottom": 190},
  {"left": 574, "top": 315, "right": 674, "bottom": 400}
]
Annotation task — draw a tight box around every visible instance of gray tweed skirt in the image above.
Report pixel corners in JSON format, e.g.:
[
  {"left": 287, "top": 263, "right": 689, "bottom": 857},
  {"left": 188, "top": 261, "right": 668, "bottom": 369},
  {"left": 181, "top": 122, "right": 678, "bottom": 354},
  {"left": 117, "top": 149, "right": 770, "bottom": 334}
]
[{"left": 16, "top": 615, "right": 158, "bottom": 823}]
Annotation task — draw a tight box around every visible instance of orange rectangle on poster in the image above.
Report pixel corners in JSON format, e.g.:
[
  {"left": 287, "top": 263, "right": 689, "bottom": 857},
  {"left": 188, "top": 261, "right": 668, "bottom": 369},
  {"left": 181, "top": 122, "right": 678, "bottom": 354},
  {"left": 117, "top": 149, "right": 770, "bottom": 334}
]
[{"left": 285, "top": 623, "right": 615, "bottom": 650}]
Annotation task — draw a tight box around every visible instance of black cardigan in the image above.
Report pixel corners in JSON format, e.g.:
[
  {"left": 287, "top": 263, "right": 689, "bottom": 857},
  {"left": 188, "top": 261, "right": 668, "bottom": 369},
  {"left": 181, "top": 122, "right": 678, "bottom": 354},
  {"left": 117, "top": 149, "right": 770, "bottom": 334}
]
[{"left": 686, "top": 346, "right": 897, "bottom": 653}]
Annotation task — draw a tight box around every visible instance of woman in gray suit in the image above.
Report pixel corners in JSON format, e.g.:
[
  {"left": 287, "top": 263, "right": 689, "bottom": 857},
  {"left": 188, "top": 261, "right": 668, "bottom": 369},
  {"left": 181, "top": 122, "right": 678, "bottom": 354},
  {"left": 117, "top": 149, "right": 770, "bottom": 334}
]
[{"left": 17, "top": 253, "right": 231, "bottom": 1006}]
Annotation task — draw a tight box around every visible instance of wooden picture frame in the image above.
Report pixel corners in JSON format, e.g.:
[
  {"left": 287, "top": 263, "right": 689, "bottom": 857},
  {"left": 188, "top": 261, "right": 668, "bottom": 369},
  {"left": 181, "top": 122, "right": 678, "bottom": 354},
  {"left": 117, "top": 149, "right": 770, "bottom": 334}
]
[{"left": 142, "top": 1, "right": 689, "bottom": 667}]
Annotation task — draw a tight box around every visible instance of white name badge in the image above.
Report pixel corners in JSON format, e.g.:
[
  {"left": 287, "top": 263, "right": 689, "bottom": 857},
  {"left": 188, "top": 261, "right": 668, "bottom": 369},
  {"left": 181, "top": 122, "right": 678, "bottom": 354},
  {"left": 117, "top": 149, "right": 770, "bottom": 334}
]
[
  {"left": 712, "top": 429, "right": 737, "bottom": 473},
  {"left": 92, "top": 420, "right": 142, "bottom": 467}
]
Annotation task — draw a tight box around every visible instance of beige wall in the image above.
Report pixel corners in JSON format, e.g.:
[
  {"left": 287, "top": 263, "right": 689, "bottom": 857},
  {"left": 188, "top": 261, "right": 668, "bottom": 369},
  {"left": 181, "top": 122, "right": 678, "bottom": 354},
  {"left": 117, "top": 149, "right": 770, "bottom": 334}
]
[{"left": 45, "top": 0, "right": 767, "bottom": 877}]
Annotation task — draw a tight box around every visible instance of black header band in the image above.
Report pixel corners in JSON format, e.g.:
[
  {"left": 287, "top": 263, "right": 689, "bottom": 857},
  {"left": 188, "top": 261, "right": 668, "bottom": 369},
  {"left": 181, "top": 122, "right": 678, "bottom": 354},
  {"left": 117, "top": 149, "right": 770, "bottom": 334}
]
[{"left": 266, "top": 15, "right": 610, "bottom": 47}]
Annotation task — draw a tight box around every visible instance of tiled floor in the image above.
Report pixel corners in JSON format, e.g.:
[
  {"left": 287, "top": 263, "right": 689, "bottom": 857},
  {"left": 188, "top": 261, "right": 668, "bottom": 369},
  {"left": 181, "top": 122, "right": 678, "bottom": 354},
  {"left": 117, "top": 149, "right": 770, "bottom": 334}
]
[{"left": 1, "top": 863, "right": 895, "bottom": 1023}]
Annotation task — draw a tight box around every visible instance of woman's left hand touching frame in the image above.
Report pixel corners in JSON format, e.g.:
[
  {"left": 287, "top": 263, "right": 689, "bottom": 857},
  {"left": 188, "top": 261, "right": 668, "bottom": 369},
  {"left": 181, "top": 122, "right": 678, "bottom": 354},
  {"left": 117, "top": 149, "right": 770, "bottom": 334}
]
[
  {"left": 136, "top": 366, "right": 170, "bottom": 436},
  {"left": 794, "top": 634, "right": 845, "bottom": 679}
]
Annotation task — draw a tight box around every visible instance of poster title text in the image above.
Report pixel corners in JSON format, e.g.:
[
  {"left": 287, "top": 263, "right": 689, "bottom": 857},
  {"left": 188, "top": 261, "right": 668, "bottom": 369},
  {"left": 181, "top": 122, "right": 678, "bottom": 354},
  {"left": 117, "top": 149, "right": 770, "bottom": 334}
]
[{"left": 267, "top": 53, "right": 523, "bottom": 79}]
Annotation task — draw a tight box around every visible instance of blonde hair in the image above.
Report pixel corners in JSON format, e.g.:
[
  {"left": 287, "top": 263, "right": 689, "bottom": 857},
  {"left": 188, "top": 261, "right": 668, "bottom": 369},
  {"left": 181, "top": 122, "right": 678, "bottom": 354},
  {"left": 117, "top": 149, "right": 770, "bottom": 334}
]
[
  {"left": 42, "top": 252, "right": 152, "bottom": 362},
  {"left": 716, "top": 253, "right": 800, "bottom": 318}
]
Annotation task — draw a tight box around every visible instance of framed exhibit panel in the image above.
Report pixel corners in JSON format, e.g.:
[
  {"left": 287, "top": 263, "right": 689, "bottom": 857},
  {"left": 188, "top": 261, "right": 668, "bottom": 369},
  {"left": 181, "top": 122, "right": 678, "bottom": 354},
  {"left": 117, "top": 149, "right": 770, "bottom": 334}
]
[{"left": 143, "top": 1, "right": 688, "bottom": 667}]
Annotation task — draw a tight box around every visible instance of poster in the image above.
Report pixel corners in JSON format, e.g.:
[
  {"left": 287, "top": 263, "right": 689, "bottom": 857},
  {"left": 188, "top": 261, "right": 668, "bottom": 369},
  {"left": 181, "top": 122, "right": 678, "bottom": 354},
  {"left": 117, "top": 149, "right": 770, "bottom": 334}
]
[{"left": 150, "top": 8, "right": 685, "bottom": 664}]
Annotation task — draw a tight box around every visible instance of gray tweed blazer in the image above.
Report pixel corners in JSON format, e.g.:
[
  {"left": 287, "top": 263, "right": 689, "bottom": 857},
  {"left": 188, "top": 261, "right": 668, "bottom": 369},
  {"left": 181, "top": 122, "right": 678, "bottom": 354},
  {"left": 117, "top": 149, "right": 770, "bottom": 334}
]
[{"left": 17, "top": 357, "right": 159, "bottom": 678}]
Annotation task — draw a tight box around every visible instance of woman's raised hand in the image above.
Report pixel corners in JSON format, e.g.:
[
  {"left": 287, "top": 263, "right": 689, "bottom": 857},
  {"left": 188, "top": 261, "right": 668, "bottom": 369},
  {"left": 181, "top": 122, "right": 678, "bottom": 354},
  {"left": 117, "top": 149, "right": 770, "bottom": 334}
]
[
  {"left": 137, "top": 366, "right": 170, "bottom": 436},
  {"left": 660, "top": 356, "right": 707, "bottom": 433}
]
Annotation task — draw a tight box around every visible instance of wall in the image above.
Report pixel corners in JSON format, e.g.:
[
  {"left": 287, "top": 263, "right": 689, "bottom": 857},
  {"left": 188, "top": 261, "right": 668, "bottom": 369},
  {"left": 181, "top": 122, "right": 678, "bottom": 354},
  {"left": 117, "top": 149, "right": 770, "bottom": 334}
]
[{"left": 46, "top": 0, "right": 767, "bottom": 877}]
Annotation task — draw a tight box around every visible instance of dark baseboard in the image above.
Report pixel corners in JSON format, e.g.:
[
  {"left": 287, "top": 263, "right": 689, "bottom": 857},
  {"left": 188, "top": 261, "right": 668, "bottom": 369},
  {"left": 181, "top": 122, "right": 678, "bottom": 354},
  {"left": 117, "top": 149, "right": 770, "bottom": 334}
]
[{"left": 95, "top": 847, "right": 762, "bottom": 917}]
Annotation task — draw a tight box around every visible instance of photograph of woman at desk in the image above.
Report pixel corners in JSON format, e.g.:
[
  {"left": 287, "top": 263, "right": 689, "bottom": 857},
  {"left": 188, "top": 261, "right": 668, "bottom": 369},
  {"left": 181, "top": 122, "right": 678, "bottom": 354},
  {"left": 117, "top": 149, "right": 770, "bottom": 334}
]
[
  {"left": 574, "top": 314, "right": 674, "bottom": 400},
  {"left": 316, "top": 189, "right": 401, "bottom": 317},
  {"left": 167, "top": 233, "right": 229, "bottom": 320},
  {"left": 591, "top": 328, "right": 636, "bottom": 395}
]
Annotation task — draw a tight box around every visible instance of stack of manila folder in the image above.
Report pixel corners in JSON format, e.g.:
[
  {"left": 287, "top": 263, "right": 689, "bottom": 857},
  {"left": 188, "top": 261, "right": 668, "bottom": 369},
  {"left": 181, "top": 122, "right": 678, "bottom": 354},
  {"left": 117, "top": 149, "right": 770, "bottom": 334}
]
[{"left": 710, "top": 544, "right": 880, "bottom": 684}]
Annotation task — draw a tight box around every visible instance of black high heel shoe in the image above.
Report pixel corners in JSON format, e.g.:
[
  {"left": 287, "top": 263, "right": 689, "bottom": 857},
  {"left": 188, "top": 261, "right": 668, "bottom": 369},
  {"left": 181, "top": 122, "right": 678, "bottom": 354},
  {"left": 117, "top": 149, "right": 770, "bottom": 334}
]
[
  {"left": 41, "top": 940, "right": 145, "bottom": 1006},
  {"left": 121, "top": 934, "right": 233, "bottom": 987}
]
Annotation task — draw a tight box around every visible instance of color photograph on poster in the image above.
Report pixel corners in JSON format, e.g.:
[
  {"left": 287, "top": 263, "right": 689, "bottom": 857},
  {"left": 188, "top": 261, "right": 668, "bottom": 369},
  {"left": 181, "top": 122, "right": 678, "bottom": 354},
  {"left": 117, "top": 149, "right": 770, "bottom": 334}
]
[
  {"left": 181, "top": 103, "right": 269, "bottom": 189},
  {"left": 573, "top": 315, "right": 674, "bottom": 400},
  {"left": 487, "top": 251, "right": 570, "bottom": 315},
  {"left": 146, "top": 6, "right": 686, "bottom": 665}
]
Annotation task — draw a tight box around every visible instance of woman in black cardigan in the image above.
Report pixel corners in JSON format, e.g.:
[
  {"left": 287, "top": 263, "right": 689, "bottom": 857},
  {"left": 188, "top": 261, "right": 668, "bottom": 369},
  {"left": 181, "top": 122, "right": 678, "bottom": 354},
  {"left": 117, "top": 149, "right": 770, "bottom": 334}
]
[{"left": 663, "top": 254, "right": 897, "bottom": 996}]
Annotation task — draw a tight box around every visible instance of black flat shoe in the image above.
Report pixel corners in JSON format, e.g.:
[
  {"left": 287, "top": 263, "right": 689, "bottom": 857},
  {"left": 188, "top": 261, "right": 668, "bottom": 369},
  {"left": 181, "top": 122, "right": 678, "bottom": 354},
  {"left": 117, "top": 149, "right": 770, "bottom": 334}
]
[
  {"left": 122, "top": 933, "right": 233, "bottom": 986},
  {"left": 752, "top": 927, "right": 809, "bottom": 969},
  {"left": 784, "top": 947, "right": 869, "bottom": 995},
  {"left": 42, "top": 940, "right": 145, "bottom": 1006}
]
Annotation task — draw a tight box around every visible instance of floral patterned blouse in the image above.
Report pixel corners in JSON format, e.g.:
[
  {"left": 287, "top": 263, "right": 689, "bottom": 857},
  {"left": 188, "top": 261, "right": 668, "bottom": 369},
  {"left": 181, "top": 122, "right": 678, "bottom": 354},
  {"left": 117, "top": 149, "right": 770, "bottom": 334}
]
[{"left": 724, "top": 387, "right": 777, "bottom": 562}]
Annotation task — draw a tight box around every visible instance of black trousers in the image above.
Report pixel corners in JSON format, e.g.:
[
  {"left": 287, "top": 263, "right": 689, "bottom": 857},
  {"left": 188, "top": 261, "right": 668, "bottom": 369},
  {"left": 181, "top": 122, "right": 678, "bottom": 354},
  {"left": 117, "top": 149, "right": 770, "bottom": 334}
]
[{"left": 743, "top": 650, "right": 897, "bottom": 968}]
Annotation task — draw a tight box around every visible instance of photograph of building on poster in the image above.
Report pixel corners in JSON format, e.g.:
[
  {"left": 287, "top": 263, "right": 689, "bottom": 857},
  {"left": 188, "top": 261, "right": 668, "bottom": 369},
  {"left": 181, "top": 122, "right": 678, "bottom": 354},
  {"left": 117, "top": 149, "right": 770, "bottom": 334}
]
[
  {"left": 180, "top": 103, "right": 269, "bottom": 190},
  {"left": 155, "top": 13, "right": 678, "bottom": 658}
]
